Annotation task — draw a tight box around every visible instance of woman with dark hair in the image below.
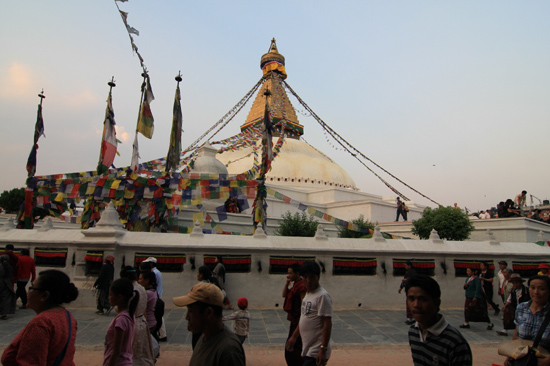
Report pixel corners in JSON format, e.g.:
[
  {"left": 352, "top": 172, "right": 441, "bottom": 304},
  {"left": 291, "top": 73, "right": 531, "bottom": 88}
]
[
  {"left": 479, "top": 261, "right": 500, "bottom": 316},
  {"left": 1, "top": 269, "right": 79, "bottom": 366},
  {"left": 197, "top": 265, "right": 221, "bottom": 288},
  {"left": 0, "top": 254, "right": 16, "bottom": 319},
  {"left": 120, "top": 266, "right": 155, "bottom": 366},
  {"left": 503, "top": 275, "right": 550, "bottom": 365},
  {"left": 213, "top": 256, "right": 233, "bottom": 309},
  {"left": 460, "top": 267, "right": 493, "bottom": 330},
  {"left": 103, "top": 278, "right": 139, "bottom": 366}
]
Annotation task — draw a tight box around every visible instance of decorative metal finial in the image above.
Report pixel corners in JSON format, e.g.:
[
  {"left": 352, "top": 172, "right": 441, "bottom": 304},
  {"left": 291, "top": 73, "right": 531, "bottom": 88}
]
[
  {"left": 108, "top": 76, "right": 116, "bottom": 88},
  {"left": 264, "top": 88, "right": 271, "bottom": 97},
  {"left": 175, "top": 71, "right": 182, "bottom": 82},
  {"left": 38, "top": 89, "right": 45, "bottom": 99}
]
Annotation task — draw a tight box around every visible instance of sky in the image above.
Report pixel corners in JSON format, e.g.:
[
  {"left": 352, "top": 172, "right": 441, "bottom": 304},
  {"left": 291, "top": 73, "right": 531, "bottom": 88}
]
[{"left": 1, "top": 1, "right": 549, "bottom": 213}]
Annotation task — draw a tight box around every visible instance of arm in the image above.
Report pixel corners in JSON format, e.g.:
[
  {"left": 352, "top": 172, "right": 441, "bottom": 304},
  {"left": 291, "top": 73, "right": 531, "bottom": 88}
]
[
  {"left": 282, "top": 278, "right": 291, "bottom": 298},
  {"left": 222, "top": 311, "right": 239, "bottom": 321},
  {"left": 316, "top": 316, "right": 332, "bottom": 365},
  {"left": 285, "top": 323, "right": 300, "bottom": 352},
  {"left": 31, "top": 261, "right": 36, "bottom": 283},
  {"left": 107, "top": 328, "right": 126, "bottom": 366}
]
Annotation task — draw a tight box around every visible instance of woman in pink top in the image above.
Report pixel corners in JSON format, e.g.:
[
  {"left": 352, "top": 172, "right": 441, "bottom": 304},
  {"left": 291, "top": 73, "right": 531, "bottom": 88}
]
[
  {"left": 138, "top": 270, "right": 158, "bottom": 341},
  {"left": 2, "top": 270, "right": 79, "bottom": 366},
  {"left": 103, "top": 278, "right": 138, "bottom": 366}
]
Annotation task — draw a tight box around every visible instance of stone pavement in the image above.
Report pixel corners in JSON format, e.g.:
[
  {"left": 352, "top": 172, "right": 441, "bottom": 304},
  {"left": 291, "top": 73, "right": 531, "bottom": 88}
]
[{"left": 0, "top": 307, "right": 506, "bottom": 365}]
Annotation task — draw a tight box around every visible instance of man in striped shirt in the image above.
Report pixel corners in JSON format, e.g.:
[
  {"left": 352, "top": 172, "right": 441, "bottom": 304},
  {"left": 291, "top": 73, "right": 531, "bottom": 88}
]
[{"left": 406, "top": 275, "right": 472, "bottom": 366}]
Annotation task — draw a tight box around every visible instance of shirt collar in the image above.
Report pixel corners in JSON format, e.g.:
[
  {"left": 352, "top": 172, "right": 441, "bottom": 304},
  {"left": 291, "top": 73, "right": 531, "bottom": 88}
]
[{"left": 415, "top": 314, "right": 448, "bottom": 342}]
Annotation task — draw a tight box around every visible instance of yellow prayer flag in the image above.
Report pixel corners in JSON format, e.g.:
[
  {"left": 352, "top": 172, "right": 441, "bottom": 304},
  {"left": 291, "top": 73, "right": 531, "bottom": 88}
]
[
  {"left": 266, "top": 187, "right": 276, "bottom": 196},
  {"left": 191, "top": 198, "right": 202, "bottom": 206},
  {"left": 54, "top": 192, "right": 65, "bottom": 202},
  {"left": 307, "top": 207, "right": 316, "bottom": 216},
  {"left": 111, "top": 180, "right": 121, "bottom": 190},
  {"left": 124, "top": 189, "right": 135, "bottom": 199}
]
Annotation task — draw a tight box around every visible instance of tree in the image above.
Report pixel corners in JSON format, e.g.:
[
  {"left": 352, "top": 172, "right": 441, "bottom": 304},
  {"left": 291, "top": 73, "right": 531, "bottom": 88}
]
[
  {"left": 337, "top": 215, "right": 375, "bottom": 238},
  {"left": 0, "top": 187, "right": 25, "bottom": 213},
  {"left": 412, "top": 206, "right": 475, "bottom": 241},
  {"left": 275, "top": 211, "right": 319, "bottom": 237}
]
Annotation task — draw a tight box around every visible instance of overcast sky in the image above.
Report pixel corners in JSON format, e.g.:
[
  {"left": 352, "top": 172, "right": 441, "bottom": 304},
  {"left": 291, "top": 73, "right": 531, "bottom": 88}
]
[{"left": 1, "top": 1, "right": 549, "bottom": 213}]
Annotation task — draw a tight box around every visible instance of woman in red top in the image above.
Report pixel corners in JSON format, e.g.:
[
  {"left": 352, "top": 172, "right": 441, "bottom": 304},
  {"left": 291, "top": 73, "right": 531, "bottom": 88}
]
[{"left": 1, "top": 270, "right": 79, "bottom": 366}]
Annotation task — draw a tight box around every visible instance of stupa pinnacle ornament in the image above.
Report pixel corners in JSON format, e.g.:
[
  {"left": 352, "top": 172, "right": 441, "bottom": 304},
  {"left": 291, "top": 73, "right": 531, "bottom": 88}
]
[{"left": 241, "top": 39, "right": 303, "bottom": 138}]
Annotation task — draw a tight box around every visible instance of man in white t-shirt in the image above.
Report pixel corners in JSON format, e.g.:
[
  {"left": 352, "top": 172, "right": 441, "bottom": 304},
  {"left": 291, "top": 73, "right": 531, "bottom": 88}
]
[{"left": 286, "top": 261, "right": 332, "bottom": 366}]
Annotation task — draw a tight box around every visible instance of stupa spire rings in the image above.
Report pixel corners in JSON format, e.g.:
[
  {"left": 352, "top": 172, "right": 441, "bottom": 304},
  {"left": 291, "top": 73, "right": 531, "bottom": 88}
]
[{"left": 261, "top": 38, "right": 287, "bottom": 79}]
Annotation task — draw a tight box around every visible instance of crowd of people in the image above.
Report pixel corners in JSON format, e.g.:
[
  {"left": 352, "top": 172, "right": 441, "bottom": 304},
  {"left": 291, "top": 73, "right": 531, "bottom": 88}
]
[{"left": 4, "top": 243, "right": 550, "bottom": 365}]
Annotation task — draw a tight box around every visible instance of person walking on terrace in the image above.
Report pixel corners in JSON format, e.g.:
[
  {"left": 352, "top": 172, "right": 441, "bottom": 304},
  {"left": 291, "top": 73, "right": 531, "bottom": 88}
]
[
  {"left": 15, "top": 248, "right": 36, "bottom": 310},
  {"left": 94, "top": 256, "right": 114, "bottom": 315},
  {"left": 399, "top": 261, "right": 417, "bottom": 325},
  {"left": 283, "top": 263, "right": 307, "bottom": 366}
]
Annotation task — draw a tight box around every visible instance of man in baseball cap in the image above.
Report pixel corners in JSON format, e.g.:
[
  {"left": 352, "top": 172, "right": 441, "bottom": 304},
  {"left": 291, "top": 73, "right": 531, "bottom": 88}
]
[{"left": 174, "top": 283, "right": 245, "bottom": 366}]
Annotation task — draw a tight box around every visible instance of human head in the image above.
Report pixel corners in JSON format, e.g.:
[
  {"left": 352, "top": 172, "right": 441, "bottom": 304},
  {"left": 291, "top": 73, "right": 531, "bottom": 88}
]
[
  {"left": 104, "top": 255, "right": 114, "bottom": 264},
  {"left": 287, "top": 263, "right": 301, "bottom": 282},
  {"left": 138, "top": 270, "right": 157, "bottom": 290},
  {"left": 405, "top": 261, "right": 413, "bottom": 271},
  {"left": 466, "top": 267, "right": 475, "bottom": 277},
  {"left": 198, "top": 265, "right": 212, "bottom": 281},
  {"left": 509, "top": 273, "right": 525, "bottom": 289},
  {"left": 120, "top": 266, "right": 138, "bottom": 282},
  {"left": 109, "top": 278, "right": 139, "bottom": 316},
  {"left": 28, "top": 270, "right": 79, "bottom": 314},
  {"left": 237, "top": 297, "right": 248, "bottom": 310},
  {"left": 216, "top": 256, "right": 224, "bottom": 264},
  {"left": 5, "top": 244, "right": 14, "bottom": 251},
  {"left": 300, "top": 261, "right": 321, "bottom": 292},
  {"left": 522, "top": 190, "right": 527, "bottom": 196},
  {"left": 0, "top": 254, "right": 8, "bottom": 262},
  {"left": 480, "top": 262, "right": 489, "bottom": 271},
  {"left": 139, "top": 261, "right": 153, "bottom": 272},
  {"left": 502, "top": 268, "right": 513, "bottom": 280},
  {"left": 143, "top": 257, "right": 157, "bottom": 267},
  {"left": 20, "top": 248, "right": 30, "bottom": 256},
  {"left": 528, "top": 275, "right": 550, "bottom": 306},
  {"left": 498, "top": 261, "right": 508, "bottom": 270},
  {"left": 405, "top": 275, "right": 441, "bottom": 326},
  {"left": 538, "top": 263, "right": 550, "bottom": 274},
  {"left": 173, "top": 283, "right": 224, "bottom": 334}
]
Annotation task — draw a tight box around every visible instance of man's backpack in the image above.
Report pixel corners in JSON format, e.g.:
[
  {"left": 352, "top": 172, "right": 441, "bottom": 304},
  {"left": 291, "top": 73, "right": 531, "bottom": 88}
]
[{"left": 154, "top": 294, "right": 165, "bottom": 333}]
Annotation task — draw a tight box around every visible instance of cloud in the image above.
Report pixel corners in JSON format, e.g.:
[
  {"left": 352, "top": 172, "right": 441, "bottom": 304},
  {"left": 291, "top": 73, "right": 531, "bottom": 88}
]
[{"left": 0, "top": 63, "right": 33, "bottom": 98}]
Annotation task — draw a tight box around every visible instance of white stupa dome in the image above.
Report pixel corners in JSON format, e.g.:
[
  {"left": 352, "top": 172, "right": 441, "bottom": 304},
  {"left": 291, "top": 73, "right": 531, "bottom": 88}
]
[{"left": 217, "top": 138, "right": 357, "bottom": 190}]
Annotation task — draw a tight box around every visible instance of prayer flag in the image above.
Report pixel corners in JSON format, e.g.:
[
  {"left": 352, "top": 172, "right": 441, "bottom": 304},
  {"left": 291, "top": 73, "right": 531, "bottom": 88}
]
[
  {"left": 165, "top": 81, "right": 183, "bottom": 172},
  {"left": 26, "top": 103, "right": 45, "bottom": 177},
  {"left": 137, "top": 75, "right": 155, "bottom": 138},
  {"left": 97, "top": 91, "right": 117, "bottom": 175},
  {"left": 131, "top": 133, "right": 140, "bottom": 172}
]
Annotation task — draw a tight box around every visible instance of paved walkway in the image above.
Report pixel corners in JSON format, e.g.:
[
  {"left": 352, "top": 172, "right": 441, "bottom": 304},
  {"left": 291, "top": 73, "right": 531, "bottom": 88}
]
[{"left": 0, "top": 307, "right": 506, "bottom": 365}]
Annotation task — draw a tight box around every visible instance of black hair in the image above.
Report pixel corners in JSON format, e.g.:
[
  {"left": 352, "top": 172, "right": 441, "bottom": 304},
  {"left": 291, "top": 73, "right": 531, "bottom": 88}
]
[
  {"left": 405, "top": 261, "right": 413, "bottom": 267},
  {"left": 216, "top": 256, "right": 224, "bottom": 264},
  {"left": 480, "top": 261, "right": 490, "bottom": 269},
  {"left": 528, "top": 275, "right": 550, "bottom": 290},
  {"left": 140, "top": 270, "right": 157, "bottom": 290},
  {"left": 522, "top": 190, "right": 527, "bottom": 194},
  {"left": 120, "top": 266, "right": 138, "bottom": 282},
  {"left": 300, "top": 261, "right": 320, "bottom": 277},
  {"left": 405, "top": 274, "right": 441, "bottom": 300},
  {"left": 5, "top": 244, "right": 14, "bottom": 250},
  {"left": 196, "top": 301, "right": 223, "bottom": 318},
  {"left": 21, "top": 248, "right": 30, "bottom": 256},
  {"left": 139, "top": 262, "right": 154, "bottom": 271},
  {"left": 198, "top": 265, "right": 213, "bottom": 279},
  {"left": 289, "top": 263, "right": 301, "bottom": 274},
  {"left": 38, "top": 270, "right": 79, "bottom": 305},
  {"left": 110, "top": 278, "right": 139, "bottom": 318}
]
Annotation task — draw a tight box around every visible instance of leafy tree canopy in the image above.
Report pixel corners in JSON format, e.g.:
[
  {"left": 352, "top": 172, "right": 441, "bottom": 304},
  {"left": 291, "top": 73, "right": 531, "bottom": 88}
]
[
  {"left": 412, "top": 206, "right": 475, "bottom": 241},
  {"left": 0, "top": 187, "right": 25, "bottom": 213},
  {"left": 337, "top": 215, "right": 375, "bottom": 238},
  {"left": 275, "top": 211, "right": 319, "bottom": 237}
]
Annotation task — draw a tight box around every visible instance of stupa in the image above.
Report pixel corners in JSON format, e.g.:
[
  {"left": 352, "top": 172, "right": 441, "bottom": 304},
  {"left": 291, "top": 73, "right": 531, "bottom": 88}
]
[{"left": 192, "top": 39, "right": 425, "bottom": 223}]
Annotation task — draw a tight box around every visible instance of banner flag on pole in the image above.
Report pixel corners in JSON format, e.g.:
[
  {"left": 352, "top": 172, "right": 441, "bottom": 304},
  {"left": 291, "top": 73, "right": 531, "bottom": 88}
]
[
  {"left": 26, "top": 102, "right": 45, "bottom": 177},
  {"left": 166, "top": 75, "right": 183, "bottom": 172},
  {"left": 97, "top": 84, "right": 118, "bottom": 175},
  {"left": 137, "top": 75, "right": 155, "bottom": 138}
]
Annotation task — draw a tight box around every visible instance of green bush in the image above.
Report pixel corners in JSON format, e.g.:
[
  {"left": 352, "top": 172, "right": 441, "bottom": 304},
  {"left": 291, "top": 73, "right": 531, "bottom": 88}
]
[
  {"left": 0, "top": 187, "right": 25, "bottom": 213},
  {"left": 275, "top": 211, "right": 319, "bottom": 237},
  {"left": 337, "top": 215, "right": 375, "bottom": 238},
  {"left": 412, "top": 206, "right": 475, "bottom": 241}
]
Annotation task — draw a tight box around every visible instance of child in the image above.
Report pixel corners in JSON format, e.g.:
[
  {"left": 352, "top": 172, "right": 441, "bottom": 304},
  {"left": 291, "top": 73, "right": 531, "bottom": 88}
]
[
  {"left": 104, "top": 278, "right": 138, "bottom": 366},
  {"left": 222, "top": 297, "right": 250, "bottom": 344}
]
